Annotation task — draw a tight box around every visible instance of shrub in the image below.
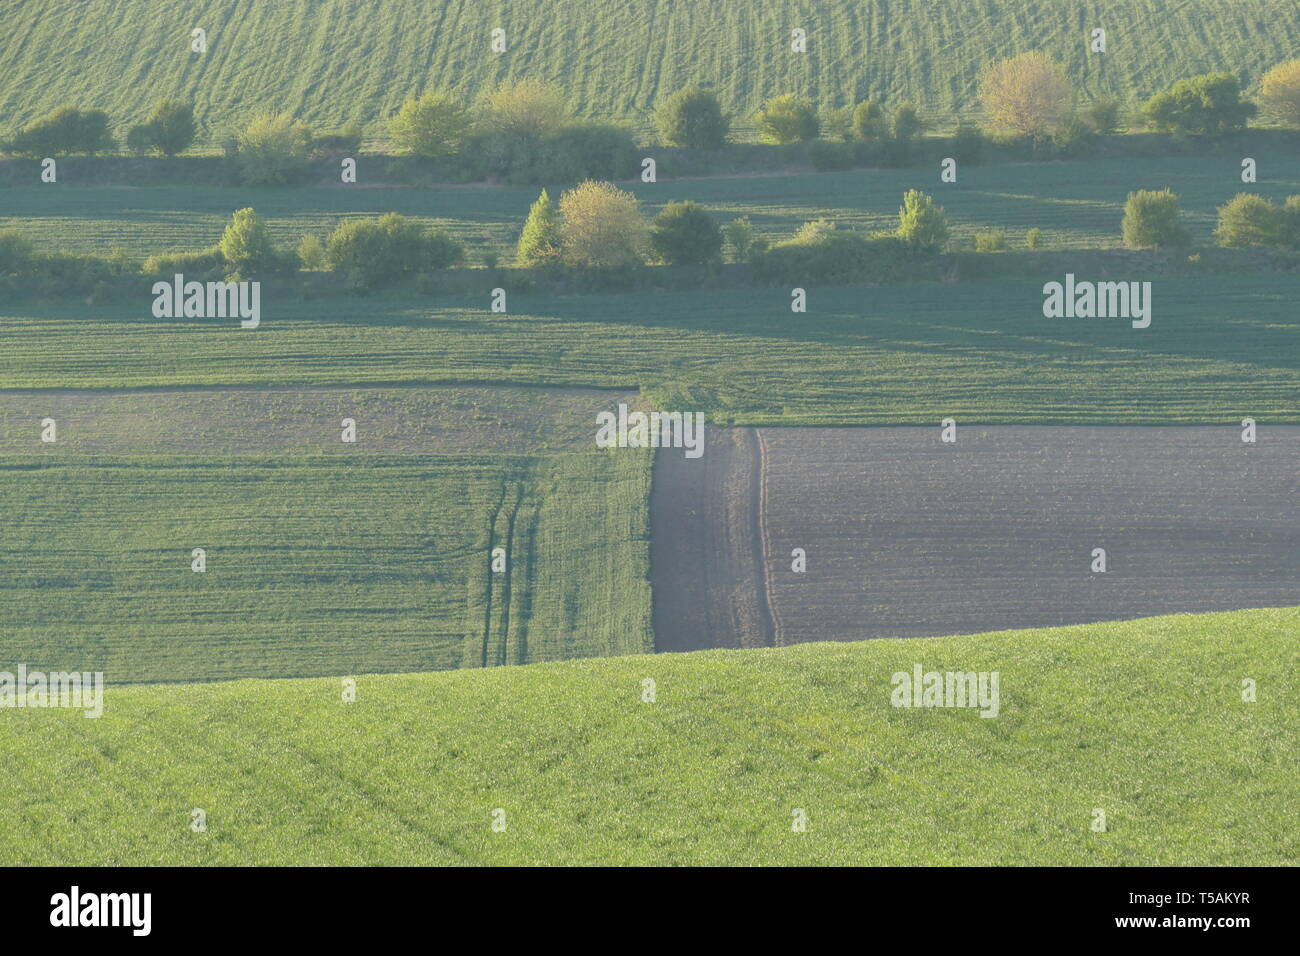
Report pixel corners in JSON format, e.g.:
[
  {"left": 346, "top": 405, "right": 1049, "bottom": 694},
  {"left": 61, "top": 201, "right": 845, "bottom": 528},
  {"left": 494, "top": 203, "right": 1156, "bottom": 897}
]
[
  {"left": 483, "top": 79, "right": 570, "bottom": 142},
  {"left": 533, "top": 121, "right": 638, "bottom": 181},
  {"left": 896, "top": 189, "right": 950, "bottom": 253},
  {"left": 127, "top": 100, "right": 197, "bottom": 156},
  {"left": 655, "top": 86, "right": 729, "bottom": 149},
  {"left": 1122, "top": 189, "right": 1192, "bottom": 248},
  {"left": 1214, "top": 193, "right": 1285, "bottom": 248},
  {"left": 1283, "top": 196, "right": 1300, "bottom": 249},
  {"left": 723, "top": 217, "right": 754, "bottom": 263},
  {"left": 950, "top": 123, "right": 985, "bottom": 164},
  {"left": 1026, "top": 227, "right": 1044, "bottom": 250},
  {"left": 650, "top": 201, "right": 723, "bottom": 265},
  {"left": 1259, "top": 60, "right": 1300, "bottom": 127},
  {"left": 1051, "top": 117, "right": 1095, "bottom": 156},
  {"left": 558, "top": 180, "right": 648, "bottom": 269},
  {"left": 141, "top": 247, "right": 225, "bottom": 277},
  {"left": 974, "top": 229, "right": 1007, "bottom": 252},
  {"left": 851, "top": 100, "right": 887, "bottom": 141},
  {"left": 516, "top": 189, "right": 561, "bottom": 265},
  {"left": 753, "top": 222, "right": 907, "bottom": 285},
  {"left": 297, "top": 234, "right": 327, "bottom": 271},
  {"left": 312, "top": 122, "right": 364, "bottom": 156},
  {"left": 219, "top": 207, "right": 278, "bottom": 274},
  {"left": 891, "top": 102, "right": 923, "bottom": 143},
  {"left": 234, "top": 113, "right": 313, "bottom": 184},
  {"left": 0, "top": 230, "right": 38, "bottom": 275},
  {"left": 389, "top": 92, "right": 471, "bottom": 158},
  {"left": 326, "top": 212, "right": 464, "bottom": 286},
  {"left": 1141, "top": 73, "right": 1257, "bottom": 137},
  {"left": 806, "top": 139, "right": 858, "bottom": 171},
  {"left": 978, "top": 53, "right": 1074, "bottom": 140},
  {"left": 1080, "top": 97, "right": 1122, "bottom": 134},
  {"left": 754, "top": 94, "right": 819, "bottom": 144},
  {"left": 6, "top": 106, "right": 114, "bottom": 156}
]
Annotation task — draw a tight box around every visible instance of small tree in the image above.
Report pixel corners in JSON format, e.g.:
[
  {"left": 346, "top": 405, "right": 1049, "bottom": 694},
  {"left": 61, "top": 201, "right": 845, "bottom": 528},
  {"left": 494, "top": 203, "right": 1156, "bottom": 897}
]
[
  {"left": 558, "top": 180, "right": 648, "bottom": 269},
  {"left": 219, "top": 208, "right": 277, "bottom": 274},
  {"left": 650, "top": 201, "right": 723, "bottom": 265},
  {"left": 1122, "top": 189, "right": 1191, "bottom": 248},
  {"left": 130, "top": 100, "right": 197, "bottom": 156},
  {"left": 723, "top": 217, "right": 755, "bottom": 263},
  {"left": 234, "top": 113, "right": 313, "bottom": 184},
  {"left": 754, "top": 94, "right": 819, "bottom": 144},
  {"left": 1141, "top": 73, "right": 1256, "bottom": 137},
  {"left": 297, "top": 234, "right": 326, "bottom": 270},
  {"left": 891, "top": 102, "right": 923, "bottom": 143},
  {"left": 1214, "top": 194, "right": 1285, "bottom": 248},
  {"left": 483, "top": 79, "right": 570, "bottom": 142},
  {"left": 978, "top": 52, "right": 1074, "bottom": 141},
  {"left": 388, "top": 91, "right": 471, "bottom": 158},
  {"left": 655, "top": 86, "right": 729, "bottom": 149},
  {"left": 1259, "top": 60, "right": 1300, "bottom": 127},
  {"left": 851, "top": 100, "right": 887, "bottom": 141},
  {"left": 896, "top": 189, "right": 949, "bottom": 253},
  {"left": 516, "top": 189, "right": 561, "bottom": 265}
]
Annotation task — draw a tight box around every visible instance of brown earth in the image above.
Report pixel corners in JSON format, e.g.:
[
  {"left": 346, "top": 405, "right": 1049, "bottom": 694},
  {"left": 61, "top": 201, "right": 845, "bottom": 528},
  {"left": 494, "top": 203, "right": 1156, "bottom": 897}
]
[
  {"left": 649, "top": 427, "right": 775, "bottom": 652},
  {"left": 652, "top": 425, "right": 1300, "bottom": 650}
]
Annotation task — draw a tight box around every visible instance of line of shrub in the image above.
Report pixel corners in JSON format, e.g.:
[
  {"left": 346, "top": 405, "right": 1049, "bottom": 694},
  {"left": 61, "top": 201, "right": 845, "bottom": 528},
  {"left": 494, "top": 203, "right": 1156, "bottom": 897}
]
[{"left": 5, "top": 59, "right": 1299, "bottom": 186}]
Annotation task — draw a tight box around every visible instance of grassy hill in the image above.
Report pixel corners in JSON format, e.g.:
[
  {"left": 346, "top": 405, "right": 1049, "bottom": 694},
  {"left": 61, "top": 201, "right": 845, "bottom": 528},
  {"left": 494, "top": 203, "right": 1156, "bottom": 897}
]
[
  {"left": 1, "top": 606, "right": 1294, "bottom": 865},
  {"left": 2, "top": 0, "right": 1296, "bottom": 139}
]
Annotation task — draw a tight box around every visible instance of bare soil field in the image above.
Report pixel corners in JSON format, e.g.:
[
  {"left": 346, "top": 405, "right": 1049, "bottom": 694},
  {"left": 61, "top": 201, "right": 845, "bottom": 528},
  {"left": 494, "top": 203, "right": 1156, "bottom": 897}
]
[
  {"left": 652, "top": 426, "right": 1300, "bottom": 650},
  {"left": 650, "top": 428, "right": 774, "bottom": 651}
]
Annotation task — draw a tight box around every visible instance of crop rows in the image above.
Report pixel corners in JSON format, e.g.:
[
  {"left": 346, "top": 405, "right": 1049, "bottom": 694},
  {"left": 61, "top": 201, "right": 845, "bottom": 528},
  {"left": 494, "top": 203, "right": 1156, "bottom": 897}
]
[
  {"left": 2, "top": 1, "right": 1296, "bottom": 134},
  {"left": 0, "top": 447, "right": 652, "bottom": 683}
]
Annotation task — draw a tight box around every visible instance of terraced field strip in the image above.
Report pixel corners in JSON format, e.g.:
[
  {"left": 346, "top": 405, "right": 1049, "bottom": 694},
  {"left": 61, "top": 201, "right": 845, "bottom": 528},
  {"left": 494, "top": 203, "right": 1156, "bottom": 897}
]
[
  {"left": 652, "top": 425, "right": 1300, "bottom": 651},
  {"left": 0, "top": 385, "right": 635, "bottom": 455},
  {"left": 4, "top": 275, "right": 1297, "bottom": 424},
  {"left": 7, "top": 151, "right": 1299, "bottom": 260},
  {"left": 0, "top": 386, "right": 653, "bottom": 682}
]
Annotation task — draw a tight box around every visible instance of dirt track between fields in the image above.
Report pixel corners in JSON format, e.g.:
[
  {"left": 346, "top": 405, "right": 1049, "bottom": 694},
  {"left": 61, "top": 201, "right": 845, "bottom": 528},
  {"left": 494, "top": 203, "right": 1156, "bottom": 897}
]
[{"left": 651, "top": 425, "right": 1300, "bottom": 650}]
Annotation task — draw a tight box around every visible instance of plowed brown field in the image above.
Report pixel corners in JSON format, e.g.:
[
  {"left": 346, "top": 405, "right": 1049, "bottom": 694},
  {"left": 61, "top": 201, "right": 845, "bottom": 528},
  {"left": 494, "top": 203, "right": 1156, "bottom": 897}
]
[{"left": 652, "top": 426, "right": 1300, "bottom": 650}]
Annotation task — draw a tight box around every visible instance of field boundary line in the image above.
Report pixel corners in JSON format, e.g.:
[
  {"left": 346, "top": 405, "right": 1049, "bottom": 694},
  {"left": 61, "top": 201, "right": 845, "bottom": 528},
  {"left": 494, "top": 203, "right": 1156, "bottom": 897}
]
[{"left": 750, "top": 428, "right": 780, "bottom": 647}]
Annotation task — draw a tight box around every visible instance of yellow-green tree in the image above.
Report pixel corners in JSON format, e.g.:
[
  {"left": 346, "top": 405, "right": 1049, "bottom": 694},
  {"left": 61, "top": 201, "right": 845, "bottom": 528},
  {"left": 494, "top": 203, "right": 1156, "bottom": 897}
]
[
  {"left": 978, "top": 52, "right": 1074, "bottom": 140},
  {"left": 1260, "top": 60, "right": 1300, "bottom": 127},
  {"left": 559, "top": 181, "right": 648, "bottom": 268}
]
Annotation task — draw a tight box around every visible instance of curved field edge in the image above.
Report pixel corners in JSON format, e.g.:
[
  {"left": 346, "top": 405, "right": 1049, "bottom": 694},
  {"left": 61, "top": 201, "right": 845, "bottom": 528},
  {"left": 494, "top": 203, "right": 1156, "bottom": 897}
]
[
  {"left": 2, "top": 605, "right": 1294, "bottom": 866},
  {"left": 3, "top": 275, "right": 1298, "bottom": 425}
]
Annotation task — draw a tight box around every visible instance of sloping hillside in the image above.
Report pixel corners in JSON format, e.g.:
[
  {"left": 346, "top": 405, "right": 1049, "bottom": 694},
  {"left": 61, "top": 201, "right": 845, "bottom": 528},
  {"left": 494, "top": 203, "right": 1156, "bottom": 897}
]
[
  {"left": 1, "top": 607, "right": 1294, "bottom": 865},
  {"left": 1, "top": 0, "right": 1295, "bottom": 138}
]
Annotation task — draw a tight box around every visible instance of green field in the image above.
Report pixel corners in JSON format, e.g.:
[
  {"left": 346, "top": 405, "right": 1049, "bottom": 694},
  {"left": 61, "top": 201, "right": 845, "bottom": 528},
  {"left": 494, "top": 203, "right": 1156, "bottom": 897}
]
[
  {"left": 2, "top": 0, "right": 1297, "bottom": 138},
  {"left": 0, "top": 389, "right": 653, "bottom": 683},
  {"left": 5, "top": 151, "right": 1300, "bottom": 261},
  {"left": 2, "top": 275, "right": 1295, "bottom": 424},
  {"left": 1, "top": 606, "right": 1294, "bottom": 865}
]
